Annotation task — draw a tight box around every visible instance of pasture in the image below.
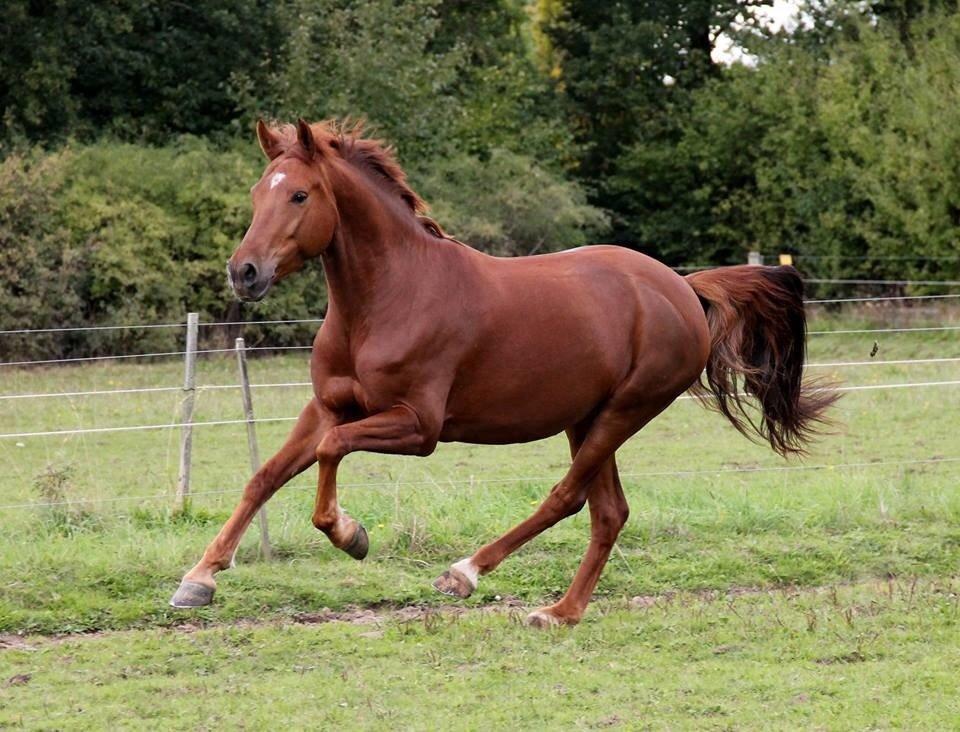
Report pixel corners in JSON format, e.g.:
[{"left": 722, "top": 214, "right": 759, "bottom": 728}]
[{"left": 1, "top": 305, "right": 959, "bottom": 728}]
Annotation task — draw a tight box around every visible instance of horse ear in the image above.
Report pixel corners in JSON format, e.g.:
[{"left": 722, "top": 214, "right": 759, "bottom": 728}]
[
  {"left": 256, "top": 119, "right": 283, "bottom": 160},
  {"left": 296, "top": 118, "right": 317, "bottom": 158}
]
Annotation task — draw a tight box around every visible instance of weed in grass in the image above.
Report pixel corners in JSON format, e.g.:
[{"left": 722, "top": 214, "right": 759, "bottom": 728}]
[
  {"left": 32, "top": 464, "right": 99, "bottom": 536},
  {"left": 130, "top": 505, "right": 225, "bottom": 530}
]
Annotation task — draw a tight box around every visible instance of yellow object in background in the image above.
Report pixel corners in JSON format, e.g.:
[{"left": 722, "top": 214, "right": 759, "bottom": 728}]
[{"left": 779, "top": 253, "right": 793, "bottom": 266}]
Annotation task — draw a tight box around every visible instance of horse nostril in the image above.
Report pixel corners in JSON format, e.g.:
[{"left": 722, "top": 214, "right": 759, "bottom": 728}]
[{"left": 241, "top": 262, "right": 258, "bottom": 286}]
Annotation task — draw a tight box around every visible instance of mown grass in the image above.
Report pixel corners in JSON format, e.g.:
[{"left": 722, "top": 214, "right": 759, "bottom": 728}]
[
  {"left": 0, "top": 306, "right": 958, "bottom": 637},
  {"left": 0, "top": 306, "right": 959, "bottom": 728},
  {"left": 2, "top": 579, "right": 958, "bottom": 729}
]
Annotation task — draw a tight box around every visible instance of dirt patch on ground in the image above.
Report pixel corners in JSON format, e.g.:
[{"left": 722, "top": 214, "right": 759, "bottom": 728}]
[
  {"left": 0, "top": 635, "right": 40, "bottom": 651},
  {"left": 0, "top": 597, "right": 531, "bottom": 650},
  {"left": 167, "top": 600, "right": 527, "bottom": 638},
  {"left": 2, "top": 577, "right": 951, "bottom": 650}
]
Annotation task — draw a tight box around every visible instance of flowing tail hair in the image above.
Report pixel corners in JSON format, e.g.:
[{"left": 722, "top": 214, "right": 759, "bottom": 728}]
[{"left": 685, "top": 265, "right": 837, "bottom": 456}]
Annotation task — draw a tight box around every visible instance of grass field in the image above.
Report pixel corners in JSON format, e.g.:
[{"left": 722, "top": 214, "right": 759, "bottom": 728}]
[
  {"left": 3, "top": 580, "right": 959, "bottom": 729},
  {"left": 1, "top": 305, "right": 958, "bottom": 728}
]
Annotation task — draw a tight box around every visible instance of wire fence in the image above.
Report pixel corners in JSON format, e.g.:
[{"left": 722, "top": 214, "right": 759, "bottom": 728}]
[
  {"left": 803, "top": 278, "right": 960, "bottom": 287},
  {"left": 2, "top": 295, "right": 958, "bottom": 516},
  {"left": 0, "top": 317, "right": 325, "bottom": 336},
  {"left": 0, "top": 381, "right": 312, "bottom": 401},
  {"left": 765, "top": 254, "right": 960, "bottom": 262},
  {"left": 1, "top": 322, "right": 957, "bottom": 370},
  {"left": 805, "top": 294, "right": 960, "bottom": 304},
  {"left": 5, "top": 356, "right": 960, "bottom": 402},
  {"left": 2, "top": 455, "right": 957, "bottom": 512},
  {"left": 2, "top": 285, "right": 960, "bottom": 340},
  {"left": 0, "top": 344, "right": 313, "bottom": 369},
  {"left": 3, "top": 379, "right": 959, "bottom": 440},
  {"left": 809, "top": 324, "right": 960, "bottom": 335}
]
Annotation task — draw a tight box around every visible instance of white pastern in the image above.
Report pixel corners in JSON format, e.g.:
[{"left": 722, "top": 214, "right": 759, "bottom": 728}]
[
  {"left": 451, "top": 557, "right": 479, "bottom": 590},
  {"left": 269, "top": 172, "right": 286, "bottom": 190}
]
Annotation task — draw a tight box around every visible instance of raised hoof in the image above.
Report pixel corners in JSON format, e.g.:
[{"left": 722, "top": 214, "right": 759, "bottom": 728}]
[
  {"left": 432, "top": 569, "right": 474, "bottom": 599},
  {"left": 169, "top": 580, "right": 215, "bottom": 609},
  {"left": 342, "top": 523, "right": 369, "bottom": 560},
  {"left": 525, "top": 608, "right": 577, "bottom": 629}
]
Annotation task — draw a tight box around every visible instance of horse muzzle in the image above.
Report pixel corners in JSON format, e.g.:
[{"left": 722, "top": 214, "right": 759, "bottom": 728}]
[{"left": 227, "top": 259, "right": 275, "bottom": 302}]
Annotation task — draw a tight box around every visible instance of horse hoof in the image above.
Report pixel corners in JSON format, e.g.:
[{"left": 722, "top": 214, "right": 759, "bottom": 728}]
[
  {"left": 169, "top": 580, "right": 215, "bottom": 609},
  {"left": 343, "top": 523, "right": 369, "bottom": 560},
  {"left": 432, "top": 569, "right": 474, "bottom": 599},
  {"left": 525, "top": 608, "right": 574, "bottom": 629}
]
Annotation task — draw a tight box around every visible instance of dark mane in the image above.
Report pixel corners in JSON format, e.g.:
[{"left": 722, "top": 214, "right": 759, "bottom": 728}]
[{"left": 272, "top": 119, "right": 447, "bottom": 239}]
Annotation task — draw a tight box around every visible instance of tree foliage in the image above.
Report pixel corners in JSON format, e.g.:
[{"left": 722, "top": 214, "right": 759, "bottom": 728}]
[
  {"left": 536, "top": 0, "right": 772, "bottom": 236},
  {"left": 1, "top": 0, "right": 285, "bottom": 144},
  {"left": 2, "top": 0, "right": 960, "bottom": 358},
  {"left": 628, "top": 4, "right": 960, "bottom": 279}
]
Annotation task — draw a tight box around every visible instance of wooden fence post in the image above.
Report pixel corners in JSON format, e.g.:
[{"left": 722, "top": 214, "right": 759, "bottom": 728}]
[
  {"left": 175, "top": 312, "right": 199, "bottom": 512},
  {"left": 235, "top": 337, "right": 272, "bottom": 560}
]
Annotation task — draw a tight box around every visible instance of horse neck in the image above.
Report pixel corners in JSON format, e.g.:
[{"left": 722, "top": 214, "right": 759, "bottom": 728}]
[{"left": 321, "top": 163, "right": 432, "bottom": 325}]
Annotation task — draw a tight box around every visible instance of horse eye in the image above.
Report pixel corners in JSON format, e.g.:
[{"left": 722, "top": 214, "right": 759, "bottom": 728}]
[{"left": 291, "top": 191, "right": 308, "bottom": 204}]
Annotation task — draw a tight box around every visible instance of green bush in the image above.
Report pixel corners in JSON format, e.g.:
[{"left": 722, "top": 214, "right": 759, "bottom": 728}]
[
  {"left": 0, "top": 139, "right": 327, "bottom": 361},
  {"left": 0, "top": 149, "right": 83, "bottom": 360},
  {"left": 416, "top": 148, "right": 608, "bottom": 255},
  {"left": 608, "top": 8, "right": 960, "bottom": 282}
]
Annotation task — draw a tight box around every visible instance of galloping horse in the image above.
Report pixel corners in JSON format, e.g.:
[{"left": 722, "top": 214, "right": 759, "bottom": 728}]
[{"left": 170, "top": 119, "right": 834, "bottom": 627}]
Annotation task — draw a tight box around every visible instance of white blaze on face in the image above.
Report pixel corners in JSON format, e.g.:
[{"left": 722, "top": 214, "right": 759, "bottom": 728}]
[{"left": 269, "top": 172, "right": 286, "bottom": 190}]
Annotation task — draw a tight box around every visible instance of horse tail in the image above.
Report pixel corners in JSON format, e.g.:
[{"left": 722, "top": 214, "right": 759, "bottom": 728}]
[{"left": 684, "top": 264, "right": 836, "bottom": 457}]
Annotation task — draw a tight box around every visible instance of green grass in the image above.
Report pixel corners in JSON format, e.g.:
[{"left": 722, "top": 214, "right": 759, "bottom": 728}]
[
  {"left": 2, "top": 579, "right": 958, "bottom": 729},
  {"left": 1, "top": 308, "right": 959, "bottom": 633},
  {"left": 0, "top": 306, "right": 958, "bottom": 726}
]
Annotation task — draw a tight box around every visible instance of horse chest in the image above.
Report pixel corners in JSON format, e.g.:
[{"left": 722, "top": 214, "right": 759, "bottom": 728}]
[{"left": 313, "top": 365, "right": 410, "bottom": 416}]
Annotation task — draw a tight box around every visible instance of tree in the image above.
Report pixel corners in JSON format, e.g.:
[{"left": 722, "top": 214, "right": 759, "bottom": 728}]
[
  {"left": 535, "top": 0, "right": 772, "bottom": 250},
  {"left": 1, "top": 1, "right": 284, "bottom": 145},
  {"left": 231, "top": 0, "right": 602, "bottom": 254}
]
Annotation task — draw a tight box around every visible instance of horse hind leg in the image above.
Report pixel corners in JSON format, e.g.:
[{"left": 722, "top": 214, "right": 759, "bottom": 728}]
[
  {"left": 525, "top": 456, "right": 628, "bottom": 627},
  {"left": 522, "top": 393, "right": 689, "bottom": 626},
  {"left": 432, "top": 421, "right": 597, "bottom": 600},
  {"left": 434, "top": 395, "right": 672, "bottom": 626},
  {"left": 432, "top": 418, "right": 587, "bottom": 597}
]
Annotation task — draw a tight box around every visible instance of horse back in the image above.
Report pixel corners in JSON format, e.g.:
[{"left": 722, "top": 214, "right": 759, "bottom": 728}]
[{"left": 438, "top": 245, "right": 708, "bottom": 444}]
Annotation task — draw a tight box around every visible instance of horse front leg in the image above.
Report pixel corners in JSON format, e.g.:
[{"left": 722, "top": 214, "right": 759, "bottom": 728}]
[
  {"left": 170, "top": 398, "right": 337, "bottom": 608},
  {"left": 310, "top": 404, "right": 437, "bottom": 558}
]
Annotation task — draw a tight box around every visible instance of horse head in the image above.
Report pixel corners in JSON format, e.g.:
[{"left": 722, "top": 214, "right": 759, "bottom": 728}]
[{"left": 227, "top": 119, "right": 339, "bottom": 301}]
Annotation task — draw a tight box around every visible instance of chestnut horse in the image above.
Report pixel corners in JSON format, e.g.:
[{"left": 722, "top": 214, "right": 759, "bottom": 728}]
[{"left": 170, "top": 119, "right": 834, "bottom": 627}]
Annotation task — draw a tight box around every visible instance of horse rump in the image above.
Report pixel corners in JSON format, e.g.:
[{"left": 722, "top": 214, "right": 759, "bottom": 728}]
[{"left": 684, "top": 264, "right": 836, "bottom": 456}]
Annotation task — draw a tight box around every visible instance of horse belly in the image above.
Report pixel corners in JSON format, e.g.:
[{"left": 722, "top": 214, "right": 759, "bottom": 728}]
[{"left": 439, "top": 321, "right": 628, "bottom": 445}]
